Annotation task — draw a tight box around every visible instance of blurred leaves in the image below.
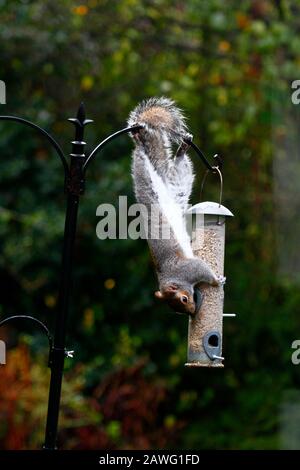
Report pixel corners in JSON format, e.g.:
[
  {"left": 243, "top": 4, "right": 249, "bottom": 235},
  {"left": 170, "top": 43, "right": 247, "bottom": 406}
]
[{"left": 0, "top": 344, "right": 181, "bottom": 449}]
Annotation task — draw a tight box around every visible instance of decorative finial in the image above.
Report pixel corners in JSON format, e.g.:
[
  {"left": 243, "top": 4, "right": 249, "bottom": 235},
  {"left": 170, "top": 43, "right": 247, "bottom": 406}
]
[
  {"left": 77, "top": 102, "right": 86, "bottom": 125},
  {"left": 68, "top": 103, "right": 93, "bottom": 141}
]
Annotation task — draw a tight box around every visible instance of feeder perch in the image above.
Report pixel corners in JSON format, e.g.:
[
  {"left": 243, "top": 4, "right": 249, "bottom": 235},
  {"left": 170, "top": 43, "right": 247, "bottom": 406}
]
[{"left": 185, "top": 201, "right": 233, "bottom": 368}]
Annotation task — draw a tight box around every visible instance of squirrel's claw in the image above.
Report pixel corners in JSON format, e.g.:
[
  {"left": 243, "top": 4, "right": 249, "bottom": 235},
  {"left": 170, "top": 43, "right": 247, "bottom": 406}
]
[
  {"left": 132, "top": 132, "right": 141, "bottom": 143},
  {"left": 216, "top": 275, "right": 226, "bottom": 286}
]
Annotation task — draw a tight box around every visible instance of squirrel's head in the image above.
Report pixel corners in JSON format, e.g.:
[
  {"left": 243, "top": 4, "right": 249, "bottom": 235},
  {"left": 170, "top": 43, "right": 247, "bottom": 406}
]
[{"left": 155, "top": 284, "right": 201, "bottom": 316}]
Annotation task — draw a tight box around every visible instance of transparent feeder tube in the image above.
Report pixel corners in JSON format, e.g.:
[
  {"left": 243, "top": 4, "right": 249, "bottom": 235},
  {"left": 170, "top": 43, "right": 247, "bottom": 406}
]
[{"left": 186, "top": 214, "right": 225, "bottom": 368}]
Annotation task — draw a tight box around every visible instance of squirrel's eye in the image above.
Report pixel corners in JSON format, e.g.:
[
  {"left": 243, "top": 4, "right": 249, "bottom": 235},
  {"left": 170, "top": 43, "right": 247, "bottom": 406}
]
[{"left": 181, "top": 295, "right": 188, "bottom": 304}]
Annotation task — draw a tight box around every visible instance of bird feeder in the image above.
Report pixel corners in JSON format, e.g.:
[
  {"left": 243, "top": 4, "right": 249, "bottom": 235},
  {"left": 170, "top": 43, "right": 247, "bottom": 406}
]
[{"left": 185, "top": 172, "right": 233, "bottom": 368}]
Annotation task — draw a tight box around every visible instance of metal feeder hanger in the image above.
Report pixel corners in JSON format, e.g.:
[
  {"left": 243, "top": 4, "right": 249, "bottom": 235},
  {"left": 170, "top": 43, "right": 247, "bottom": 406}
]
[{"left": 0, "top": 104, "right": 225, "bottom": 448}]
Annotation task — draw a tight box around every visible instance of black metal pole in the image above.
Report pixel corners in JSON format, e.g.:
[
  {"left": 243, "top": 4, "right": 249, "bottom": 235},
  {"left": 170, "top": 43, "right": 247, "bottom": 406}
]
[
  {"left": 43, "top": 103, "right": 90, "bottom": 449},
  {"left": 43, "top": 193, "right": 79, "bottom": 449}
]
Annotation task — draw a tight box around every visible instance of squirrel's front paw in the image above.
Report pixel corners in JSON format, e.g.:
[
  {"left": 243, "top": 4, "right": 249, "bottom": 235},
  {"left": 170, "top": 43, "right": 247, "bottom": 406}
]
[
  {"left": 211, "top": 275, "right": 226, "bottom": 286},
  {"left": 216, "top": 275, "right": 226, "bottom": 286},
  {"left": 183, "top": 133, "right": 193, "bottom": 145},
  {"left": 131, "top": 124, "right": 146, "bottom": 144},
  {"left": 177, "top": 134, "right": 193, "bottom": 156}
]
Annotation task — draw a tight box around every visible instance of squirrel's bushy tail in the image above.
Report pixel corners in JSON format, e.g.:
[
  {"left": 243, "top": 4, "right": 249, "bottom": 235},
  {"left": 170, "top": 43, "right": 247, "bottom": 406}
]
[{"left": 127, "top": 97, "right": 187, "bottom": 142}]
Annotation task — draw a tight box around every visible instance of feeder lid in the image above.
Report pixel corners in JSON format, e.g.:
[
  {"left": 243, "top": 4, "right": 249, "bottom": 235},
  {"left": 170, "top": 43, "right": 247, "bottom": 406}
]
[{"left": 186, "top": 201, "right": 234, "bottom": 217}]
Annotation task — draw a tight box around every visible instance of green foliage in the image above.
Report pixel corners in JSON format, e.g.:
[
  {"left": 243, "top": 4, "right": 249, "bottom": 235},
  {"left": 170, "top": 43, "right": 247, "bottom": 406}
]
[{"left": 1, "top": 0, "right": 300, "bottom": 450}]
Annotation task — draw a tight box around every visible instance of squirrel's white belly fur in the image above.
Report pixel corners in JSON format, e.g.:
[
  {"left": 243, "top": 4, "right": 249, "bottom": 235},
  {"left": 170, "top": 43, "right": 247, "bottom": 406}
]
[{"left": 144, "top": 153, "right": 194, "bottom": 259}]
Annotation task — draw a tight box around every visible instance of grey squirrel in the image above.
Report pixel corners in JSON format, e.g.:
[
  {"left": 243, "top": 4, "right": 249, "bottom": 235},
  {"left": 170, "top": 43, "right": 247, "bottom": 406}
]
[{"left": 128, "top": 97, "right": 224, "bottom": 315}]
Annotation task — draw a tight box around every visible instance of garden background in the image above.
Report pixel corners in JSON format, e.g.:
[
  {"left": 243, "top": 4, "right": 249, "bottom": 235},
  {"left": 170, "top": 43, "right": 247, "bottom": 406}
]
[{"left": 1, "top": 0, "right": 300, "bottom": 450}]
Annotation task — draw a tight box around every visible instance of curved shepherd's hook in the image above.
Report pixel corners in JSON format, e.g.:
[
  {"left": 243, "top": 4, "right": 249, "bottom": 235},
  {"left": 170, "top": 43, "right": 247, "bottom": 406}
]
[
  {"left": 0, "top": 115, "right": 69, "bottom": 176},
  {"left": 83, "top": 124, "right": 143, "bottom": 172},
  {"left": 0, "top": 315, "right": 53, "bottom": 350},
  {"left": 184, "top": 137, "right": 223, "bottom": 173}
]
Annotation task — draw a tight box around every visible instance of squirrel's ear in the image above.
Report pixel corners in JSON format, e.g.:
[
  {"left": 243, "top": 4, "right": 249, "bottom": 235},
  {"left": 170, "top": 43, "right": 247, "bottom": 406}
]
[
  {"left": 154, "top": 290, "right": 164, "bottom": 299},
  {"left": 165, "top": 285, "right": 178, "bottom": 292}
]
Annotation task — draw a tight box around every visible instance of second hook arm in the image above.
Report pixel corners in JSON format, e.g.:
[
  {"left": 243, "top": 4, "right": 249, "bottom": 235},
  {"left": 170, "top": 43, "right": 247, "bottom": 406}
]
[
  {"left": 0, "top": 115, "right": 69, "bottom": 176},
  {"left": 83, "top": 125, "right": 143, "bottom": 171},
  {"left": 185, "top": 138, "right": 222, "bottom": 172}
]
